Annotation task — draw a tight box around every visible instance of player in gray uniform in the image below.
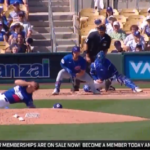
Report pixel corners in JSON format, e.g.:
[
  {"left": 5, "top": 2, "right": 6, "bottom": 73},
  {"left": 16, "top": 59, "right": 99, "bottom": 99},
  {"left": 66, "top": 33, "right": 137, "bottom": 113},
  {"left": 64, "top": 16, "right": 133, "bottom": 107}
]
[{"left": 52, "top": 46, "right": 100, "bottom": 95}]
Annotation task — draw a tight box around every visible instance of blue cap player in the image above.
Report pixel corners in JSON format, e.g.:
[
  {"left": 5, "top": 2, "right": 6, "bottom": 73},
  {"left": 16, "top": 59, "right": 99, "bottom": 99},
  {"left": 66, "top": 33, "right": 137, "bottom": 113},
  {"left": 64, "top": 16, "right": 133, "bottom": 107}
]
[
  {"left": 0, "top": 80, "right": 39, "bottom": 108},
  {"left": 52, "top": 46, "right": 100, "bottom": 95},
  {"left": 83, "top": 51, "right": 143, "bottom": 93}
]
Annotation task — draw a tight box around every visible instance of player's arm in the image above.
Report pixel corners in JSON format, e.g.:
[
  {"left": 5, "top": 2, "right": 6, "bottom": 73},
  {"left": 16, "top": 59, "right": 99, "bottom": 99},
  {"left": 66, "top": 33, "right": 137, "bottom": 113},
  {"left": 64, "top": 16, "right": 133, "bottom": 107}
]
[
  {"left": 90, "top": 63, "right": 100, "bottom": 81},
  {"left": 105, "top": 35, "right": 111, "bottom": 49},
  {"left": 76, "top": 59, "right": 86, "bottom": 77},
  {"left": 14, "top": 80, "right": 31, "bottom": 87},
  {"left": 60, "top": 57, "right": 75, "bottom": 77},
  {"left": 26, "top": 100, "right": 36, "bottom": 108},
  {"left": 84, "top": 33, "right": 93, "bottom": 62},
  {"left": 107, "top": 60, "right": 118, "bottom": 75}
]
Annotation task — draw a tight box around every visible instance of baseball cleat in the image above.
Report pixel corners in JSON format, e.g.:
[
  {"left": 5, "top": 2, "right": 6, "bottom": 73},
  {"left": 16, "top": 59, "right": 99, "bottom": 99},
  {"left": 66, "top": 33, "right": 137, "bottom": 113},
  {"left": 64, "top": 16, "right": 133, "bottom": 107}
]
[
  {"left": 133, "top": 87, "right": 143, "bottom": 93},
  {"left": 93, "top": 90, "right": 100, "bottom": 94},
  {"left": 105, "top": 79, "right": 112, "bottom": 92},
  {"left": 109, "top": 86, "right": 116, "bottom": 91},
  {"left": 52, "top": 89, "right": 59, "bottom": 95}
]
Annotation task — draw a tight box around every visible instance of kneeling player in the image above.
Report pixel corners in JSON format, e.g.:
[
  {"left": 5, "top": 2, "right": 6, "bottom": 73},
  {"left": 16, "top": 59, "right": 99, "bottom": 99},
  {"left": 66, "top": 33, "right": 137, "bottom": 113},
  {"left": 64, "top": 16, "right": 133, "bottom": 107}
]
[
  {"left": 0, "top": 80, "right": 39, "bottom": 108},
  {"left": 83, "top": 51, "right": 142, "bottom": 93},
  {"left": 52, "top": 46, "right": 99, "bottom": 95}
]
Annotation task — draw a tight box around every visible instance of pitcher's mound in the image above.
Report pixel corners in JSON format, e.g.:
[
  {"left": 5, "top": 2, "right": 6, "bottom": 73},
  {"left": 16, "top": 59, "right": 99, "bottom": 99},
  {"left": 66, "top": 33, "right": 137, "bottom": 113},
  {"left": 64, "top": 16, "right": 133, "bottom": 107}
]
[{"left": 0, "top": 109, "right": 148, "bottom": 125}]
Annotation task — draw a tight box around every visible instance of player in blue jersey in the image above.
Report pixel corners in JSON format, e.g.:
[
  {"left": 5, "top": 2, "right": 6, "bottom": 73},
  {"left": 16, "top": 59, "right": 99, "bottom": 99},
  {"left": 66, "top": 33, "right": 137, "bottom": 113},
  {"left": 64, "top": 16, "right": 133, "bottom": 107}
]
[
  {"left": 0, "top": 80, "right": 39, "bottom": 108},
  {"left": 83, "top": 51, "right": 143, "bottom": 93},
  {"left": 52, "top": 46, "right": 100, "bottom": 95}
]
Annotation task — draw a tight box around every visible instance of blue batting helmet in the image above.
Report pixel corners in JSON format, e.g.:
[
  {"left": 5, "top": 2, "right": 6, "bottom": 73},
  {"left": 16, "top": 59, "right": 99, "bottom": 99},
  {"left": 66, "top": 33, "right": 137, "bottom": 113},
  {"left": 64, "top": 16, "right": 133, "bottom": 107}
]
[
  {"left": 72, "top": 46, "right": 80, "bottom": 53},
  {"left": 53, "top": 103, "right": 63, "bottom": 109},
  {"left": 96, "top": 51, "right": 105, "bottom": 63},
  {"left": 83, "top": 85, "right": 91, "bottom": 92}
]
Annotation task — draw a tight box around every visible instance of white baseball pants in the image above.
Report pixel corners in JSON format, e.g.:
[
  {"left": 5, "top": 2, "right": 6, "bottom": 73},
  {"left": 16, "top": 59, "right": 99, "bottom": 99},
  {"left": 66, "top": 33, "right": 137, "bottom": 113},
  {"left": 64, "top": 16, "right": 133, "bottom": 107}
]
[{"left": 0, "top": 94, "right": 10, "bottom": 108}]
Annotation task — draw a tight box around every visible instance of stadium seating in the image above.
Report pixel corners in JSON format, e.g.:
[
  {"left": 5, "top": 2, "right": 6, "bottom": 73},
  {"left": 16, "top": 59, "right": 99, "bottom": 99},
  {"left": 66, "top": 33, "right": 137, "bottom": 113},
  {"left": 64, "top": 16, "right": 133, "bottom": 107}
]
[
  {"left": 78, "top": 7, "right": 150, "bottom": 53},
  {"left": 0, "top": 41, "right": 9, "bottom": 54},
  {"left": 139, "top": 9, "right": 148, "bottom": 16}
]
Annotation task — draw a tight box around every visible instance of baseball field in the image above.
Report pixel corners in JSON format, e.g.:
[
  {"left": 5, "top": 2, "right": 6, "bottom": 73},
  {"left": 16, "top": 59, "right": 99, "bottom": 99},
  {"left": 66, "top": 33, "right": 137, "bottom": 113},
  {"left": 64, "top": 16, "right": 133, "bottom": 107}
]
[{"left": 0, "top": 82, "right": 150, "bottom": 140}]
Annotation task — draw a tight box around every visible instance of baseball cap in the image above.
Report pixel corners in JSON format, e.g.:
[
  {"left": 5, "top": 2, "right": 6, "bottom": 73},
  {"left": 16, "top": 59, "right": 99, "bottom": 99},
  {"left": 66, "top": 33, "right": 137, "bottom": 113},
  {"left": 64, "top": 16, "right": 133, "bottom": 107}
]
[
  {"left": 72, "top": 46, "right": 80, "bottom": 53},
  {"left": 146, "top": 16, "right": 150, "bottom": 21},
  {"left": 114, "top": 40, "right": 121, "bottom": 47},
  {"left": 147, "top": 8, "right": 150, "bottom": 13},
  {"left": 13, "top": 1, "right": 19, "bottom": 5},
  {"left": 133, "top": 31, "right": 140, "bottom": 37},
  {"left": 94, "top": 19, "right": 101, "bottom": 25},
  {"left": 107, "top": 6, "right": 113, "bottom": 12},
  {"left": 53, "top": 103, "right": 63, "bottom": 109},
  {"left": 97, "top": 25, "right": 106, "bottom": 31},
  {"left": 113, "top": 21, "right": 120, "bottom": 26}
]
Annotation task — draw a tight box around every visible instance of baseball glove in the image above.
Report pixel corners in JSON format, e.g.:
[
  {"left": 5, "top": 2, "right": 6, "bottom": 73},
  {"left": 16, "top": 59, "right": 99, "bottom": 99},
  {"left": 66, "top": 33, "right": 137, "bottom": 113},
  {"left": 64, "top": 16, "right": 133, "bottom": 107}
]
[{"left": 105, "top": 79, "right": 112, "bottom": 92}]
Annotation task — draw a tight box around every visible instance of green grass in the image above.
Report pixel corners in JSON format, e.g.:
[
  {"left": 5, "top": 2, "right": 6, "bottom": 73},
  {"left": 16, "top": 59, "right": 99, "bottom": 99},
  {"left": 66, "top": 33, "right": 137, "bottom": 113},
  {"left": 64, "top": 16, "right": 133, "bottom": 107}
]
[
  {"left": 10, "top": 100, "right": 150, "bottom": 118},
  {"left": 0, "top": 121, "right": 150, "bottom": 140},
  {"left": 1, "top": 99, "right": 150, "bottom": 140},
  {"left": 0, "top": 82, "right": 150, "bottom": 90}
]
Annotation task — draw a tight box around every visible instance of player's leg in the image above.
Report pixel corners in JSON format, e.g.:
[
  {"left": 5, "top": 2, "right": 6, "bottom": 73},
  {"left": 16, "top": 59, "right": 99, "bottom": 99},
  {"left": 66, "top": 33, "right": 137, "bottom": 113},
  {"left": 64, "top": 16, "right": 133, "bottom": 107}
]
[
  {"left": 0, "top": 94, "right": 10, "bottom": 108},
  {"left": 83, "top": 80, "right": 104, "bottom": 92},
  {"left": 77, "top": 73, "right": 100, "bottom": 94},
  {"left": 117, "top": 75, "right": 142, "bottom": 92},
  {"left": 71, "top": 79, "right": 80, "bottom": 92},
  {"left": 52, "top": 69, "right": 70, "bottom": 95}
]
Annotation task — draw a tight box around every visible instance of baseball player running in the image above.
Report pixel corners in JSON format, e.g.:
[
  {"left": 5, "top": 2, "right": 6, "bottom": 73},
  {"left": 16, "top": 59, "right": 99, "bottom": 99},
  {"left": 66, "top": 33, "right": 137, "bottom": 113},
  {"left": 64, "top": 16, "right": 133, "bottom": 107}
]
[
  {"left": 0, "top": 80, "right": 39, "bottom": 108},
  {"left": 83, "top": 51, "right": 143, "bottom": 93},
  {"left": 52, "top": 46, "right": 100, "bottom": 95}
]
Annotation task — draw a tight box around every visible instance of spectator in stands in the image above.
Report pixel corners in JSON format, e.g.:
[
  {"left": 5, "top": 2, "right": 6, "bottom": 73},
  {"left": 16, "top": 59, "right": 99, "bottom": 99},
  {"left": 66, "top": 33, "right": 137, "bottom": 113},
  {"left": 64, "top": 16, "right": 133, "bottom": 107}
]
[
  {"left": 124, "top": 25, "right": 144, "bottom": 45},
  {"left": 145, "top": 7, "right": 150, "bottom": 16},
  {"left": 111, "top": 40, "right": 124, "bottom": 53},
  {"left": 109, "top": 21, "right": 126, "bottom": 41},
  {"left": 9, "top": 33, "right": 30, "bottom": 53},
  {"left": 105, "top": 6, "right": 113, "bottom": 24},
  {"left": 140, "top": 8, "right": 150, "bottom": 30},
  {"left": 94, "top": 0, "right": 104, "bottom": 12},
  {"left": 8, "top": 1, "right": 26, "bottom": 24},
  {"left": 88, "top": 19, "right": 102, "bottom": 34},
  {"left": 106, "top": 15, "right": 117, "bottom": 34},
  {"left": 135, "top": 44, "right": 143, "bottom": 52},
  {"left": 18, "top": 11, "right": 32, "bottom": 38},
  {"left": 0, "top": 21, "right": 8, "bottom": 43},
  {"left": 9, "top": 22, "right": 25, "bottom": 44},
  {"left": 11, "top": 44, "right": 19, "bottom": 53},
  {"left": 125, "top": 31, "right": 145, "bottom": 52},
  {"left": 0, "top": 6, "right": 9, "bottom": 32},
  {"left": 5, "top": 0, "right": 28, "bottom": 12},
  {"left": 142, "top": 16, "right": 150, "bottom": 37}
]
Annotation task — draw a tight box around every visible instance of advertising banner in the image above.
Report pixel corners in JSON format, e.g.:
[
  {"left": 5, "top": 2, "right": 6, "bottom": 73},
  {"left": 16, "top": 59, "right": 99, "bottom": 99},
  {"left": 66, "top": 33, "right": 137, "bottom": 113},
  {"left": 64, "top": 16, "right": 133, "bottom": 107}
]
[
  {"left": 124, "top": 54, "right": 150, "bottom": 80},
  {"left": 0, "top": 53, "right": 123, "bottom": 83}
]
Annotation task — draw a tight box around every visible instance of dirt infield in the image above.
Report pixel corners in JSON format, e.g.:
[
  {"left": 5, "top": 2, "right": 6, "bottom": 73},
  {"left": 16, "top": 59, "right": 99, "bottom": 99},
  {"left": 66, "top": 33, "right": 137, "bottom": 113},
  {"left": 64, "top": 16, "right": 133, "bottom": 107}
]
[
  {"left": 0, "top": 109, "right": 148, "bottom": 125},
  {"left": 0, "top": 88, "right": 149, "bottom": 125},
  {"left": 31, "top": 88, "right": 150, "bottom": 100}
]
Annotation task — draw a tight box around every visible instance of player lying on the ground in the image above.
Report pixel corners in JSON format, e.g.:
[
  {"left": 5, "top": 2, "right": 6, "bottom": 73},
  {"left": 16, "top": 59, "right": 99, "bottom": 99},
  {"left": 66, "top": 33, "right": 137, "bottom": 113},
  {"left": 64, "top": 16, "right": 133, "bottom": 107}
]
[
  {"left": 83, "top": 51, "right": 143, "bottom": 93},
  {"left": 52, "top": 46, "right": 100, "bottom": 95},
  {"left": 0, "top": 80, "right": 39, "bottom": 108}
]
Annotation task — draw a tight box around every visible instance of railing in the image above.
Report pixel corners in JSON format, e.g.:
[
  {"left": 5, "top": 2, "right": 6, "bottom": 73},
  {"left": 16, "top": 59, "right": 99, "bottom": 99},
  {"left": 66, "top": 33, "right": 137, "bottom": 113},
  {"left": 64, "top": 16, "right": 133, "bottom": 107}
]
[{"left": 48, "top": 0, "right": 57, "bottom": 52}]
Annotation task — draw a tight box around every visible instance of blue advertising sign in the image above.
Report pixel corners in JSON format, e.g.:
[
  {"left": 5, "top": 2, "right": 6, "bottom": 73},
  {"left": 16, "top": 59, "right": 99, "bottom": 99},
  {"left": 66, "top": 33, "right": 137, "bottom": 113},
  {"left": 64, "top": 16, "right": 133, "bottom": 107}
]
[
  {"left": 124, "top": 55, "right": 150, "bottom": 80},
  {"left": 0, "top": 59, "right": 50, "bottom": 78}
]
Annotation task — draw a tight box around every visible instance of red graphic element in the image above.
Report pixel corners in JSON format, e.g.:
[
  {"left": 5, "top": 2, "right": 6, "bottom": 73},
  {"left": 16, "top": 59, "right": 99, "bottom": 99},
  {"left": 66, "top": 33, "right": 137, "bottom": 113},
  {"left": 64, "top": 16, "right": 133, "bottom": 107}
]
[
  {"left": 74, "top": 66, "right": 81, "bottom": 70},
  {"left": 12, "top": 94, "right": 21, "bottom": 102}
]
